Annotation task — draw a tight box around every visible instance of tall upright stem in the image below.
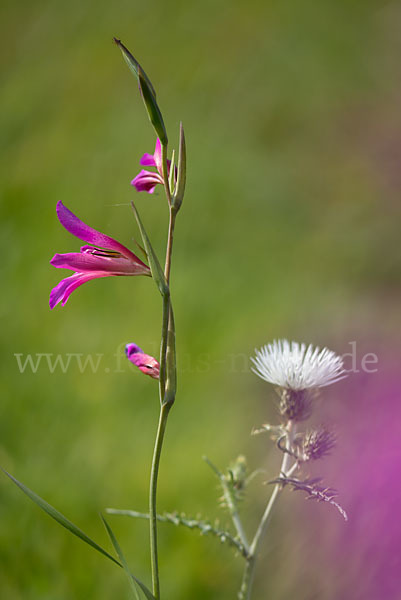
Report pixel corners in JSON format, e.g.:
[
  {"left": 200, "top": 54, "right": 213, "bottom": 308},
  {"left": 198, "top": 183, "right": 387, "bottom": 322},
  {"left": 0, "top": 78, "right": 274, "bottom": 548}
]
[
  {"left": 161, "top": 143, "right": 172, "bottom": 206},
  {"left": 164, "top": 208, "right": 176, "bottom": 285},
  {"left": 238, "top": 422, "right": 295, "bottom": 600},
  {"left": 148, "top": 142, "right": 177, "bottom": 600},
  {"left": 149, "top": 402, "right": 171, "bottom": 599}
]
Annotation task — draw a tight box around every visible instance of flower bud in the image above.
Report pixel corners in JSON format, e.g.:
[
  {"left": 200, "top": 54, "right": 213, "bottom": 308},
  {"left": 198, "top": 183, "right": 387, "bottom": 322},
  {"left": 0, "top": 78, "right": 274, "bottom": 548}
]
[
  {"left": 125, "top": 343, "right": 160, "bottom": 380},
  {"left": 301, "top": 427, "right": 336, "bottom": 461}
]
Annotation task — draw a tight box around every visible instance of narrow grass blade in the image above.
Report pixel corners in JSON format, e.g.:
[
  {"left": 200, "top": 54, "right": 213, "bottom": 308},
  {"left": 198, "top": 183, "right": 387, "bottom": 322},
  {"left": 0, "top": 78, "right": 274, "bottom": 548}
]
[
  {"left": 131, "top": 201, "right": 168, "bottom": 297},
  {"left": 2, "top": 469, "right": 120, "bottom": 567},
  {"left": 101, "top": 515, "right": 155, "bottom": 600}
]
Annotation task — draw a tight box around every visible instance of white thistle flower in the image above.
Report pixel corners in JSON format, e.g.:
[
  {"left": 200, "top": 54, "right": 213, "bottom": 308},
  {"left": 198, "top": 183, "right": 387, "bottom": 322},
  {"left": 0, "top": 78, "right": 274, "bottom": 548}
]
[{"left": 251, "top": 340, "right": 346, "bottom": 391}]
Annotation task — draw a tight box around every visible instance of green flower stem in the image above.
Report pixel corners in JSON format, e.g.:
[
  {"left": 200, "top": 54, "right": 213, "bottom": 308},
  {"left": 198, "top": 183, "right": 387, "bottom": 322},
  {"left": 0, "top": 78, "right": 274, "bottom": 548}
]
[
  {"left": 164, "top": 208, "right": 176, "bottom": 284},
  {"left": 161, "top": 142, "right": 172, "bottom": 206},
  {"left": 149, "top": 297, "right": 176, "bottom": 599},
  {"left": 148, "top": 142, "right": 179, "bottom": 600},
  {"left": 149, "top": 295, "right": 175, "bottom": 600},
  {"left": 149, "top": 401, "right": 172, "bottom": 599},
  {"left": 159, "top": 204, "right": 177, "bottom": 404},
  {"left": 158, "top": 291, "right": 170, "bottom": 401},
  {"left": 238, "top": 421, "right": 296, "bottom": 600}
]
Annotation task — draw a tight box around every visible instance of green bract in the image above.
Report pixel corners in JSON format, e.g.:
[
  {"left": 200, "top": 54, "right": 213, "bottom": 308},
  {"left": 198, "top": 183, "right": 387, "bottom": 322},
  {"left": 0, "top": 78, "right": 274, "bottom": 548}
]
[{"left": 114, "top": 38, "right": 167, "bottom": 145}]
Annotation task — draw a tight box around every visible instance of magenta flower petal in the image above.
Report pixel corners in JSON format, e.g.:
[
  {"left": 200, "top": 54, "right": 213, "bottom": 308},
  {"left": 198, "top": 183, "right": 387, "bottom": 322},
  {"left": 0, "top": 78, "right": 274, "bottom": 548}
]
[
  {"left": 140, "top": 153, "right": 157, "bottom": 167},
  {"left": 131, "top": 170, "right": 163, "bottom": 193},
  {"left": 49, "top": 202, "right": 151, "bottom": 309},
  {"left": 56, "top": 201, "right": 143, "bottom": 263},
  {"left": 49, "top": 272, "right": 109, "bottom": 309},
  {"left": 125, "top": 343, "right": 144, "bottom": 356},
  {"left": 133, "top": 139, "right": 168, "bottom": 194},
  {"left": 153, "top": 138, "right": 163, "bottom": 174},
  {"left": 139, "top": 139, "right": 162, "bottom": 172},
  {"left": 50, "top": 251, "right": 149, "bottom": 275}
]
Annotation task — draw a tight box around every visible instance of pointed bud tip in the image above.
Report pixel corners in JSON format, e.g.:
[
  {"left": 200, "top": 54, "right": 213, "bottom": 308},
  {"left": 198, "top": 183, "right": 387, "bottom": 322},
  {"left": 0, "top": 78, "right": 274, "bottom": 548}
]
[{"left": 125, "top": 343, "right": 143, "bottom": 357}]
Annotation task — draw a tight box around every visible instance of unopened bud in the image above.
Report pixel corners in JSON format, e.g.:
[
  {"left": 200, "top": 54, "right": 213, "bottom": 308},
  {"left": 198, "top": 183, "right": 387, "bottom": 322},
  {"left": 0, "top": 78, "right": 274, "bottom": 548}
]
[
  {"left": 301, "top": 427, "right": 336, "bottom": 461},
  {"left": 125, "top": 343, "right": 160, "bottom": 380},
  {"left": 279, "top": 388, "right": 312, "bottom": 422}
]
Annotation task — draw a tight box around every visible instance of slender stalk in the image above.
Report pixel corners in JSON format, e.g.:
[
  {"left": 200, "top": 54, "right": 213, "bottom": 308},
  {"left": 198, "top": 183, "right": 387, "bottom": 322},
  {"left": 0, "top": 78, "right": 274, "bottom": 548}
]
[
  {"left": 161, "top": 143, "right": 172, "bottom": 206},
  {"left": 158, "top": 293, "right": 170, "bottom": 401},
  {"left": 149, "top": 402, "right": 171, "bottom": 599},
  {"left": 164, "top": 209, "right": 176, "bottom": 284},
  {"left": 249, "top": 422, "right": 294, "bottom": 556},
  {"left": 222, "top": 485, "right": 250, "bottom": 555},
  {"left": 238, "top": 422, "right": 296, "bottom": 600},
  {"left": 238, "top": 556, "right": 256, "bottom": 600},
  {"left": 148, "top": 140, "right": 178, "bottom": 599}
]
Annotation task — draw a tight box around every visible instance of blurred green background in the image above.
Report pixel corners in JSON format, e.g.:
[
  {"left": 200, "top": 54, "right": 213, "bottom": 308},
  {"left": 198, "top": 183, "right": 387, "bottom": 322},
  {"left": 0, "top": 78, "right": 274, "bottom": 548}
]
[{"left": 1, "top": 1, "right": 401, "bottom": 598}]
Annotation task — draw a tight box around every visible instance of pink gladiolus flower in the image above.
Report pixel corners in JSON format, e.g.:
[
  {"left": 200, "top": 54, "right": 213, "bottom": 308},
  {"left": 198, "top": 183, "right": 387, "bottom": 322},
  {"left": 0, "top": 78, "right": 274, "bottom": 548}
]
[
  {"left": 125, "top": 343, "right": 160, "bottom": 379},
  {"left": 131, "top": 138, "right": 174, "bottom": 193},
  {"left": 49, "top": 201, "right": 150, "bottom": 309}
]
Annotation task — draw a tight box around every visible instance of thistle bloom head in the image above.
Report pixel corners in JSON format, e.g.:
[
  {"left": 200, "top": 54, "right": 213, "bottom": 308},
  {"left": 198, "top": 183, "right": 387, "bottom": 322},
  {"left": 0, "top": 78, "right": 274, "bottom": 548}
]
[
  {"left": 125, "top": 343, "right": 160, "bottom": 379},
  {"left": 251, "top": 340, "right": 346, "bottom": 391},
  {"left": 131, "top": 138, "right": 174, "bottom": 193},
  {"left": 49, "top": 201, "right": 150, "bottom": 309}
]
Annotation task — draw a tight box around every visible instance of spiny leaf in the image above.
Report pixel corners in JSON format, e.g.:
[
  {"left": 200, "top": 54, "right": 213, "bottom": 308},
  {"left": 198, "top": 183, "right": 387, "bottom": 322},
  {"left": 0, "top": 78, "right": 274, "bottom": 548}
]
[
  {"left": 106, "top": 508, "right": 248, "bottom": 558},
  {"left": 202, "top": 455, "right": 223, "bottom": 480},
  {"left": 269, "top": 475, "right": 348, "bottom": 521},
  {"left": 251, "top": 423, "right": 286, "bottom": 437}
]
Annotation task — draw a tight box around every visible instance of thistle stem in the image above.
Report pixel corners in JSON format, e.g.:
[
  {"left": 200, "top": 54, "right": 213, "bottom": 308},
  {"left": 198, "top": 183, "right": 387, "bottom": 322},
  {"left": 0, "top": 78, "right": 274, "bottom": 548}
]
[
  {"left": 222, "top": 485, "right": 250, "bottom": 555},
  {"left": 238, "top": 421, "right": 296, "bottom": 600}
]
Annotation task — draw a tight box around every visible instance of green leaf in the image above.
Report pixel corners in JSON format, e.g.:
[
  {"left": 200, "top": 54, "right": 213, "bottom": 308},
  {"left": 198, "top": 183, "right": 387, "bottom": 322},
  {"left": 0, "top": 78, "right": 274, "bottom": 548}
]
[
  {"left": 114, "top": 38, "right": 167, "bottom": 145},
  {"left": 168, "top": 149, "right": 176, "bottom": 195},
  {"left": 113, "top": 38, "right": 156, "bottom": 96},
  {"left": 2, "top": 469, "right": 120, "bottom": 566},
  {"left": 172, "top": 122, "right": 186, "bottom": 212},
  {"left": 163, "top": 304, "right": 176, "bottom": 406},
  {"left": 138, "top": 70, "right": 168, "bottom": 145},
  {"left": 101, "top": 515, "right": 155, "bottom": 600},
  {"left": 130, "top": 201, "right": 169, "bottom": 298}
]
